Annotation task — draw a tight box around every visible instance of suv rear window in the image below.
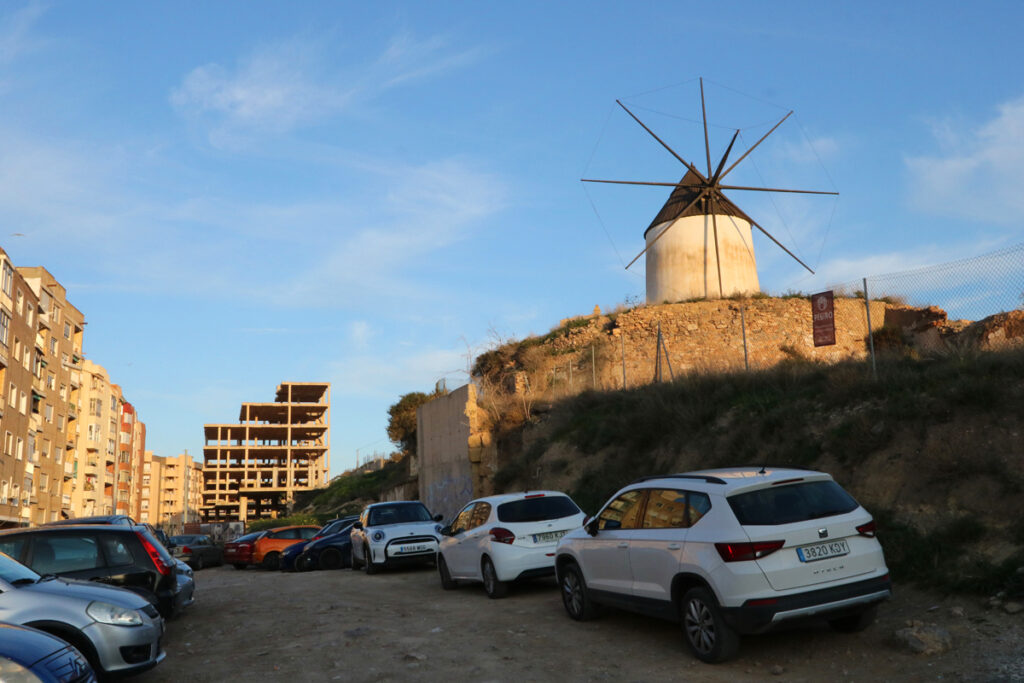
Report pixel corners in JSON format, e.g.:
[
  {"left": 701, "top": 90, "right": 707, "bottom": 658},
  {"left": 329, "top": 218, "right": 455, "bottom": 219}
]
[
  {"left": 498, "top": 496, "right": 580, "bottom": 523},
  {"left": 727, "top": 481, "right": 858, "bottom": 526}
]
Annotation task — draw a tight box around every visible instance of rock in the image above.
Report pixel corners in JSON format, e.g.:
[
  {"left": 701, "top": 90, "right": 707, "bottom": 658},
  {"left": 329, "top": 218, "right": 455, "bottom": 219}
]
[
  {"left": 770, "top": 664, "right": 785, "bottom": 675},
  {"left": 1003, "top": 602, "right": 1023, "bottom": 615},
  {"left": 894, "top": 623, "right": 953, "bottom": 655},
  {"left": 950, "top": 606, "right": 965, "bottom": 618},
  {"left": 401, "top": 653, "right": 427, "bottom": 662}
]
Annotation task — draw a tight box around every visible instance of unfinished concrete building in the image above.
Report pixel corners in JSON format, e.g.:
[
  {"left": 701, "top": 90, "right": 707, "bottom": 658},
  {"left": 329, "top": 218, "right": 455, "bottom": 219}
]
[{"left": 201, "top": 382, "right": 329, "bottom": 522}]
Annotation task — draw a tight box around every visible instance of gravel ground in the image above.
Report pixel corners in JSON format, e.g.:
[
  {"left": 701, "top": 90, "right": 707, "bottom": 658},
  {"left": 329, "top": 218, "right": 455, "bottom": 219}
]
[{"left": 136, "top": 564, "right": 1023, "bottom": 682}]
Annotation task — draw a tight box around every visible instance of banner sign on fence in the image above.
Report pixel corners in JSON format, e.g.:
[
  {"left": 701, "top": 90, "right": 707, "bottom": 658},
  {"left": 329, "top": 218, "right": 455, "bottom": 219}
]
[{"left": 811, "top": 290, "right": 836, "bottom": 347}]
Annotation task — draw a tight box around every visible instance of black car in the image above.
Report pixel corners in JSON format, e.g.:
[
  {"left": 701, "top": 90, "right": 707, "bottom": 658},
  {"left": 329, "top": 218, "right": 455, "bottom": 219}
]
[
  {"left": 296, "top": 516, "right": 359, "bottom": 571},
  {"left": 169, "top": 534, "right": 224, "bottom": 570},
  {"left": 44, "top": 515, "right": 137, "bottom": 527},
  {"left": 0, "top": 525, "right": 194, "bottom": 618},
  {"left": 0, "top": 622, "right": 97, "bottom": 682}
]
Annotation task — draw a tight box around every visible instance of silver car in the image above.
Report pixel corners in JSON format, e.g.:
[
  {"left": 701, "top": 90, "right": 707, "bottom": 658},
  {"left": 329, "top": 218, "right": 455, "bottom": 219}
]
[{"left": 0, "top": 551, "right": 165, "bottom": 677}]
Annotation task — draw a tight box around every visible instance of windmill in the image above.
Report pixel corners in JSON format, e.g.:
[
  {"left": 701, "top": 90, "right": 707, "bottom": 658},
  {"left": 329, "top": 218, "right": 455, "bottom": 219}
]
[{"left": 583, "top": 79, "right": 837, "bottom": 304}]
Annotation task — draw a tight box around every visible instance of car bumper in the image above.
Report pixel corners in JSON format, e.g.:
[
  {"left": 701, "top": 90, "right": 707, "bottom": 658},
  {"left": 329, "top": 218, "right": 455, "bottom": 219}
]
[
  {"left": 376, "top": 538, "right": 439, "bottom": 566},
  {"left": 489, "top": 543, "right": 559, "bottom": 582},
  {"left": 722, "top": 574, "right": 893, "bottom": 634},
  {"left": 82, "top": 615, "right": 165, "bottom": 675}
]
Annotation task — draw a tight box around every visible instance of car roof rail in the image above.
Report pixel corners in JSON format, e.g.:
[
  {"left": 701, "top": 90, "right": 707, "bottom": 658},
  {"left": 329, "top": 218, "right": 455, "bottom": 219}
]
[{"left": 629, "top": 473, "right": 728, "bottom": 485}]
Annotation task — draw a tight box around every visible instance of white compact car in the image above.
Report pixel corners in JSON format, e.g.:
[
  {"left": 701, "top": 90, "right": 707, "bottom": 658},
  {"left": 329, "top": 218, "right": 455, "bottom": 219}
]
[
  {"left": 555, "top": 467, "right": 891, "bottom": 663},
  {"left": 437, "top": 491, "right": 587, "bottom": 598},
  {"left": 349, "top": 501, "right": 443, "bottom": 574}
]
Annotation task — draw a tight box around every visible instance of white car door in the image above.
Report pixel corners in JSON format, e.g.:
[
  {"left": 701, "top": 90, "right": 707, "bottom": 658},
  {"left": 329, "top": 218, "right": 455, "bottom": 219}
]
[
  {"left": 443, "top": 503, "right": 478, "bottom": 578},
  {"left": 578, "top": 489, "right": 645, "bottom": 596},
  {"left": 627, "top": 488, "right": 703, "bottom": 604}
]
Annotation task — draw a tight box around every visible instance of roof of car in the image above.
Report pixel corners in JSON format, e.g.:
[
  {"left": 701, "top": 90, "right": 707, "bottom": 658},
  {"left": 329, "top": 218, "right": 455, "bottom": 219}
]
[
  {"left": 629, "top": 467, "right": 832, "bottom": 494},
  {"left": 42, "top": 515, "right": 135, "bottom": 526},
  {"left": 0, "top": 524, "right": 146, "bottom": 536},
  {"left": 364, "top": 500, "right": 428, "bottom": 509},
  {"left": 462, "top": 490, "right": 574, "bottom": 506}
]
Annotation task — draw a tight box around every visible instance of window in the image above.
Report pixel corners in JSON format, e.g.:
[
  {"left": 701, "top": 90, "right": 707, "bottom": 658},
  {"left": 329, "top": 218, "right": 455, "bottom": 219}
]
[
  {"left": 0, "top": 536, "right": 24, "bottom": 560},
  {"left": 640, "top": 489, "right": 712, "bottom": 529},
  {"left": 15, "top": 289, "right": 22, "bottom": 315},
  {"left": 109, "top": 397, "right": 116, "bottom": 412},
  {"left": 19, "top": 391, "right": 26, "bottom": 414},
  {"left": 2, "top": 432, "right": 11, "bottom": 456},
  {"left": 59, "top": 384, "right": 66, "bottom": 400},
  {"left": 49, "top": 336, "right": 57, "bottom": 355},
  {"left": 44, "top": 404, "right": 53, "bottom": 423},
  {"left": 57, "top": 414, "right": 64, "bottom": 430},
  {"left": 46, "top": 372, "right": 55, "bottom": 390},
  {"left": 597, "top": 490, "right": 645, "bottom": 531},
  {"left": 61, "top": 352, "right": 68, "bottom": 366},
  {"left": 63, "top": 322, "right": 71, "bottom": 340},
  {"left": 88, "top": 424, "right": 100, "bottom": 442},
  {"left": 30, "top": 534, "right": 102, "bottom": 574},
  {"left": 727, "top": 481, "right": 857, "bottom": 526},
  {"left": 497, "top": 496, "right": 581, "bottom": 523},
  {"left": 13, "top": 338, "right": 21, "bottom": 362},
  {"left": 1, "top": 261, "right": 12, "bottom": 296},
  {"left": 8, "top": 383, "right": 15, "bottom": 406},
  {"left": 0, "top": 309, "right": 9, "bottom": 347},
  {"left": 467, "top": 502, "right": 492, "bottom": 530},
  {"left": 15, "top": 437, "right": 24, "bottom": 460},
  {"left": 89, "top": 398, "right": 102, "bottom": 417}
]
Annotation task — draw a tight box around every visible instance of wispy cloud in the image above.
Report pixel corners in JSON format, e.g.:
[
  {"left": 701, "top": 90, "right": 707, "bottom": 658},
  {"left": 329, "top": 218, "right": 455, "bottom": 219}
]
[
  {"left": 171, "top": 31, "right": 484, "bottom": 142},
  {"left": 906, "top": 95, "right": 1024, "bottom": 223},
  {"left": 0, "top": 1, "right": 46, "bottom": 67}
]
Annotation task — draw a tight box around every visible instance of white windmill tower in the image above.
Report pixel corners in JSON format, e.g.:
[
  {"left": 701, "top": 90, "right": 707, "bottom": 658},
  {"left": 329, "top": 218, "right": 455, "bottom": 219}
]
[{"left": 584, "top": 79, "right": 836, "bottom": 303}]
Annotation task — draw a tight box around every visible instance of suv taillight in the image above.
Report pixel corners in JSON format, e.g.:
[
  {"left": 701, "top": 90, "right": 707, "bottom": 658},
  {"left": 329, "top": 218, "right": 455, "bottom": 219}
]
[
  {"left": 856, "top": 520, "right": 877, "bottom": 538},
  {"left": 138, "top": 532, "right": 175, "bottom": 575},
  {"left": 715, "top": 541, "right": 785, "bottom": 562},
  {"left": 490, "top": 527, "right": 515, "bottom": 544}
]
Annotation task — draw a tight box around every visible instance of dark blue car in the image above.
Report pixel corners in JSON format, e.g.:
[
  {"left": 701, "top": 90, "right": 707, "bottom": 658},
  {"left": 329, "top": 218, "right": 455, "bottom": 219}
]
[
  {"left": 279, "top": 517, "right": 359, "bottom": 571},
  {"left": 0, "top": 622, "right": 97, "bottom": 682},
  {"left": 294, "top": 516, "right": 359, "bottom": 571}
]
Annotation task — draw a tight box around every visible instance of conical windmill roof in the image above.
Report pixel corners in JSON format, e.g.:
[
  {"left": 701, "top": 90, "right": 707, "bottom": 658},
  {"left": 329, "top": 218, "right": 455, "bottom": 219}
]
[{"left": 644, "top": 169, "right": 746, "bottom": 237}]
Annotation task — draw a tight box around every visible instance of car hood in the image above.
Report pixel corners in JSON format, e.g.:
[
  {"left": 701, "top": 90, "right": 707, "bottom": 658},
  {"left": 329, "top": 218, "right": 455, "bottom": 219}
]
[
  {"left": 0, "top": 623, "right": 67, "bottom": 667},
  {"left": 21, "top": 576, "right": 150, "bottom": 609}
]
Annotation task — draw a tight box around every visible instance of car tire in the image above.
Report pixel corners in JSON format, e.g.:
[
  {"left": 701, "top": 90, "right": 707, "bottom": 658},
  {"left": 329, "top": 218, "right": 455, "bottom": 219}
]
[
  {"left": 233, "top": 563, "right": 247, "bottom": 570},
  {"left": 363, "top": 545, "right": 378, "bottom": 575},
  {"left": 343, "top": 546, "right": 353, "bottom": 569},
  {"left": 681, "top": 587, "right": 740, "bottom": 663},
  {"left": 319, "top": 548, "right": 343, "bottom": 571},
  {"left": 295, "top": 553, "right": 312, "bottom": 572},
  {"left": 829, "top": 606, "right": 877, "bottom": 633},
  {"left": 438, "top": 554, "right": 457, "bottom": 590},
  {"left": 560, "top": 563, "right": 599, "bottom": 620},
  {"left": 261, "top": 552, "right": 280, "bottom": 571},
  {"left": 192, "top": 555, "right": 203, "bottom": 571},
  {"left": 481, "top": 556, "right": 509, "bottom": 599}
]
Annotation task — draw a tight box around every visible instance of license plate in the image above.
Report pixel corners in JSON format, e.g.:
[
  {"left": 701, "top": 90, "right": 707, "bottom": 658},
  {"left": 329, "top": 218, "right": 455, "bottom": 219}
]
[
  {"left": 796, "top": 539, "right": 850, "bottom": 562},
  {"left": 532, "top": 529, "right": 568, "bottom": 543},
  {"left": 396, "top": 543, "right": 430, "bottom": 554}
]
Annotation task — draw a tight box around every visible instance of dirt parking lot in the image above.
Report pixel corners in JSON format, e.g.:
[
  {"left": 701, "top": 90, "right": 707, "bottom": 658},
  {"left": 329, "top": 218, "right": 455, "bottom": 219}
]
[{"left": 137, "top": 565, "right": 1023, "bottom": 682}]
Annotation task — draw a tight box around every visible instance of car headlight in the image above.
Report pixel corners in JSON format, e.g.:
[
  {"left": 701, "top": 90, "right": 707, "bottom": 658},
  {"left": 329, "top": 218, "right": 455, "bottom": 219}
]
[
  {"left": 0, "top": 656, "right": 42, "bottom": 683},
  {"left": 87, "top": 601, "right": 144, "bottom": 626},
  {"left": 372, "top": 530, "right": 385, "bottom": 542},
  {"left": 434, "top": 524, "right": 443, "bottom": 534}
]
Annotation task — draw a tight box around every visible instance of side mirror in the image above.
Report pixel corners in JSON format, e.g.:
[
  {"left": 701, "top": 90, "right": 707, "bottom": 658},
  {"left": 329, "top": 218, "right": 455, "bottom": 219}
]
[
  {"left": 433, "top": 514, "right": 444, "bottom": 522},
  {"left": 585, "top": 518, "right": 599, "bottom": 537},
  {"left": 439, "top": 525, "right": 453, "bottom": 537},
  {"left": 352, "top": 521, "right": 363, "bottom": 530}
]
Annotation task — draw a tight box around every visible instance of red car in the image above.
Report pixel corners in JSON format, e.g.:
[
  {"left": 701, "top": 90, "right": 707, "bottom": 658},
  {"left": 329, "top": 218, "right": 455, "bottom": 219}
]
[{"left": 224, "top": 531, "right": 265, "bottom": 570}]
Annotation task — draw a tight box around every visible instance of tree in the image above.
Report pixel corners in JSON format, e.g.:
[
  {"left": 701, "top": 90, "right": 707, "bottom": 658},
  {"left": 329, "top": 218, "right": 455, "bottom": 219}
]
[{"left": 387, "top": 388, "right": 446, "bottom": 456}]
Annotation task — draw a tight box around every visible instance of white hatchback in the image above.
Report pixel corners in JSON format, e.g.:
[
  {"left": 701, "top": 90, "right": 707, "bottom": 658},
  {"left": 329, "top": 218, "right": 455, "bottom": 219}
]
[
  {"left": 555, "top": 468, "right": 891, "bottom": 662},
  {"left": 349, "top": 501, "right": 443, "bottom": 574},
  {"left": 437, "top": 491, "right": 586, "bottom": 598}
]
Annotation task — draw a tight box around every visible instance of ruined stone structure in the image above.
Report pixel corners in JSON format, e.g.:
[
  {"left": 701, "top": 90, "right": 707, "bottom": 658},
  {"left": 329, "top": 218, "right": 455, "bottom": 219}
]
[{"left": 416, "top": 384, "right": 495, "bottom": 521}]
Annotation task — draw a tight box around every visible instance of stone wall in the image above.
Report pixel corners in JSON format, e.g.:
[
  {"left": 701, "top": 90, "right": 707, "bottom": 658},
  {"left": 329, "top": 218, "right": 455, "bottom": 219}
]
[
  {"left": 537, "top": 297, "right": 888, "bottom": 392},
  {"left": 416, "top": 384, "right": 496, "bottom": 521}
]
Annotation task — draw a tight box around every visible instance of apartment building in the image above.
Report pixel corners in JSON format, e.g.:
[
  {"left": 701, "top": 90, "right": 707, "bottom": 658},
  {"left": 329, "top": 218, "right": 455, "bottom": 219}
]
[
  {"left": 0, "top": 252, "right": 86, "bottom": 527},
  {"left": 69, "top": 360, "right": 146, "bottom": 518},
  {"left": 202, "top": 382, "right": 329, "bottom": 522},
  {"left": 139, "top": 451, "right": 203, "bottom": 534}
]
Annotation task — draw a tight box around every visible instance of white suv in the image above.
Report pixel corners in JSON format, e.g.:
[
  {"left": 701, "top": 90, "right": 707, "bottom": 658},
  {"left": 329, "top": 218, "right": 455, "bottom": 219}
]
[
  {"left": 349, "top": 501, "right": 443, "bottom": 574},
  {"left": 437, "top": 491, "right": 586, "bottom": 598},
  {"left": 555, "top": 467, "right": 891, "bottom": 662}
]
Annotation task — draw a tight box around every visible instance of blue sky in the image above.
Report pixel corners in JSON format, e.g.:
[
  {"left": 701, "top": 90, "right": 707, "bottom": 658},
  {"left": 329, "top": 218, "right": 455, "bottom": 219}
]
[{"left": 2, "top": 1, "right": 1023, "bottom": 475}]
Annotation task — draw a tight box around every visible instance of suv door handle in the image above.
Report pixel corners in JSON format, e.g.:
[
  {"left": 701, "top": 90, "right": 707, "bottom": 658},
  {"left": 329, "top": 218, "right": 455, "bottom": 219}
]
[{"left": 617, "top": 542, "right": 629, "bottom": 549}]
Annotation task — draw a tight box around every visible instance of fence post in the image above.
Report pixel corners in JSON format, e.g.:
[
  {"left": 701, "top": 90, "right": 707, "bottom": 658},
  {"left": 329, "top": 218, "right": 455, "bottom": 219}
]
[
  {"left": 740, "top": 303, "right": 750, "bottom": 372},
  {"left": 620, "top": 334, "right": 626, "bottom": 389},
  {"left": 863, "top": 277, "right": 878, "bottom": 380}
]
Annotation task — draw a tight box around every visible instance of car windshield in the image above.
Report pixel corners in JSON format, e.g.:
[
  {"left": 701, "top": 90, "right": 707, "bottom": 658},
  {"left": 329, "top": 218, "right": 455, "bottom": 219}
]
[
  {"left": 497, "top": 496, "right": 581, "bottom": 523},
  {"left": 0, "top": 551, "right": 40, "bottom": 584},
  {"left": 171, "top": 535, "right": 200, "bottom": 544},
  {"left": 727, "top": 480, "right": 859, "bottom": 526},
  {"left": 368, "top": 504, "right": 432, "bottom": 526}
]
